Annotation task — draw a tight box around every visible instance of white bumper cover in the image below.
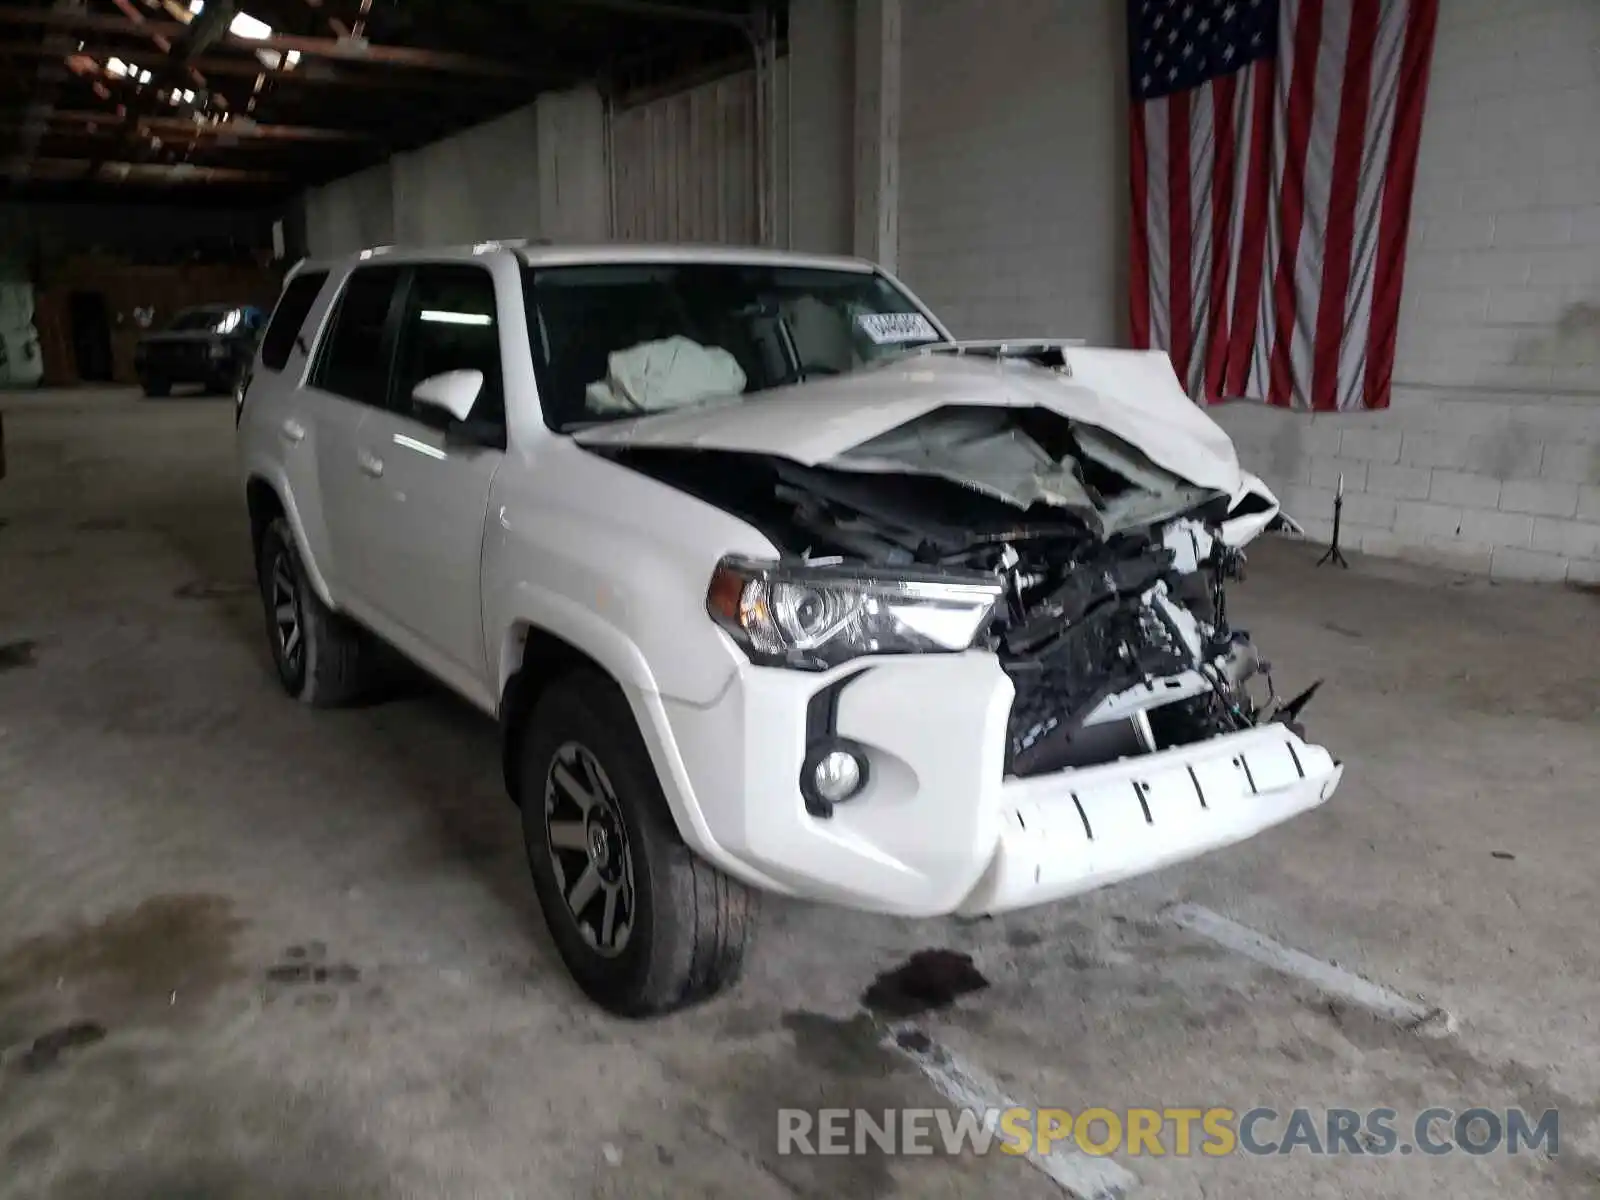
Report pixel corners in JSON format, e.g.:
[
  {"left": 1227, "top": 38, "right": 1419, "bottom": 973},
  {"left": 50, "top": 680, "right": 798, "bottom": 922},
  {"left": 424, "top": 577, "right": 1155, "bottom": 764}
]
[
  {"left": 647, "top": 651, "right": 1339, "bottom": 918},
  {"left": 956, "top": 721, "right": 1341, "bottom": 915}
]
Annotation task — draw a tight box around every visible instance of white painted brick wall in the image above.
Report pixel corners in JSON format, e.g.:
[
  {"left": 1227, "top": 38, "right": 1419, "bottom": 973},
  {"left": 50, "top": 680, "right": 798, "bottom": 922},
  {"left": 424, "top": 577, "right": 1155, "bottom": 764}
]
[
  {"left": 880, "top": 0, "right": 1597, "bottom": 582},
  {"left": 1366, "top": 464, "right": 1432, "bottom": 499},
  {"left": 301, "top": 89, "right": 607, "bottom": 255},
  {"left": 894, "top": 0, "right": 1125, "bottom": 345},
  {"left": 1395, "top": 0, "right": 1600, "bottom": 394},
  {"left": 1214, "top": 0, "right": 1600, "bottom": 583},
  {"left": 789, "top": 0, "right": 856, "bottom": 255},
  {"left": 1216, "top": 389, "right": 1600, "bottom": 582}
]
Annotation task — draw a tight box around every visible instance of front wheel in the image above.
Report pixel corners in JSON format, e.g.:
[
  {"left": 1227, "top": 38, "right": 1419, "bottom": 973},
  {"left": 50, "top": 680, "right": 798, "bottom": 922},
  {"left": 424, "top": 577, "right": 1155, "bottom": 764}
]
[
  {"left": 140, "top": 376, "right": 170, "bottom": 398},
  {"left": 519, "top": 671, "right": 757, "bottom": 1016}
]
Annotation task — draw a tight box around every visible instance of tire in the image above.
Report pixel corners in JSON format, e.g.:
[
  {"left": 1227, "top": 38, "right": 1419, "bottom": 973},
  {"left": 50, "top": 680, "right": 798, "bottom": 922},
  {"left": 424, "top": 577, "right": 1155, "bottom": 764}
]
[
  {"left": 141, "top": 376, "right": 170, "bottom": 398},
  {"left": 256, "top": 517, "right": 369, "bottom": 707},
  {"left": 519, "top": 670, "right": 757, "bottom": 1016}
]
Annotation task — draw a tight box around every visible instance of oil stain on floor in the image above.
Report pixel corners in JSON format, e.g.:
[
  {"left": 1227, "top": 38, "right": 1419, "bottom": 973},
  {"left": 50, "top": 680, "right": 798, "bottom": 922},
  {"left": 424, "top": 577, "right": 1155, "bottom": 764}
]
[
  {"left": 15, "top": 1021, "right": 107, "bottom": 1073},
  {"left": 0, "top": 640, "right": 37, "bottom": 672},
  {"left": 861, "top": 949, "right": 990, "bottom": 1019},
  {"left": 0, "top": 893, "right": 246, "bottom": 1021}
]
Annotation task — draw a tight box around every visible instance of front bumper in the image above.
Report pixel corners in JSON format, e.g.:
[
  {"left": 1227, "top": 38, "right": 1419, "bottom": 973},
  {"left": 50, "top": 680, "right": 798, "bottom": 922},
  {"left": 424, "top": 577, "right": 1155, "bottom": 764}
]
[
  {"left": 135, "top": 342, "right": 239, "bottom": 383},
  {"left": 649, "top": 651, "right": 1339, "bottom": 917}
]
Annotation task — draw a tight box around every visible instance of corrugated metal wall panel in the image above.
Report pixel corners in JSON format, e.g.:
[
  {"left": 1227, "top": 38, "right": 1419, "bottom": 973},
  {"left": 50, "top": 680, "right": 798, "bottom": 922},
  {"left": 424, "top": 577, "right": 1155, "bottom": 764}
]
[{"left": 611, "top": 71, "right": 760, "bottom": 245}]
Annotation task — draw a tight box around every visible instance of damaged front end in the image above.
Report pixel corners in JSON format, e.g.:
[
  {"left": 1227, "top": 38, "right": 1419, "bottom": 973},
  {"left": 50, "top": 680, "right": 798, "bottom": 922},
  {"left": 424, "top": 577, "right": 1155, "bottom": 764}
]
[
  {"left": 599, "top": 400, "right": 1315, "bottom": 779},
  {"left": 987, "top": 528, "right": 1271, "bottom": 777}
]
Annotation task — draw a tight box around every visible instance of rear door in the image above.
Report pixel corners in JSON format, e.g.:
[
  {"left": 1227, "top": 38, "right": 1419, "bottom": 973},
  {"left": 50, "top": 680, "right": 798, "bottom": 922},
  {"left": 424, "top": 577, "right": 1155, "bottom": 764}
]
[
  {"left": 301, "top": 264, "right": 406, "bottom": 614},
  {"left": 243, "top": 269, "right": 332, "bottom": 566},
  {"left": 352, "top": 263, "right": 507, "bottom": 703}
]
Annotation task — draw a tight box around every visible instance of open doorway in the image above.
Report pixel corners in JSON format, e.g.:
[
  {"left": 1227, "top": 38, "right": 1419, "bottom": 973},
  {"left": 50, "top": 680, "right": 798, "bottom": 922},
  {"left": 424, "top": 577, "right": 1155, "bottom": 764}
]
[{"left": 67, "top": 291, "right": 114, "bottom": 383}]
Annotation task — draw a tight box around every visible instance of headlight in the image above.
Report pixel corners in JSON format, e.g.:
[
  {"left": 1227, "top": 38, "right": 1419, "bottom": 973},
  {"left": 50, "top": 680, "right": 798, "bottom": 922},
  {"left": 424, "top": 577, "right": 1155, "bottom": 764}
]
[{"left": 707, "top": 556, "right": 1003, "bottom": 670}]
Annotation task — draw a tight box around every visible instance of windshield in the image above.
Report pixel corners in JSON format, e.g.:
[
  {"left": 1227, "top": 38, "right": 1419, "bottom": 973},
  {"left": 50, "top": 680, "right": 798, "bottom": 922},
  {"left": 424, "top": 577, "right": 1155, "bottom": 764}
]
[
  {"left": 167, "top": 306, "right": 231, "bottom": 332},
  {"left": 524, "top": 263, "right": 946, "bottom": 430}
]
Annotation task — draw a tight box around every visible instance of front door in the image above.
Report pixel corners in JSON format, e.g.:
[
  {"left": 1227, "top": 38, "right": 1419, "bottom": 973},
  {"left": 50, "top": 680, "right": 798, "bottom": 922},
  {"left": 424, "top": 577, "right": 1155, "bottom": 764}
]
[{"left": 352, "top": 263, "right": 506, "bottom": 704}]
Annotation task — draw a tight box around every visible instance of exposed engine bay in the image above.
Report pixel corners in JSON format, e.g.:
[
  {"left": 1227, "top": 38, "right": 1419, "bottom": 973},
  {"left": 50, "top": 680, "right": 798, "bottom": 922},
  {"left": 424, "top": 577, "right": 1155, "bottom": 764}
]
[{"left": 595, "top": 401, "right": 1314, "bottom": 780}]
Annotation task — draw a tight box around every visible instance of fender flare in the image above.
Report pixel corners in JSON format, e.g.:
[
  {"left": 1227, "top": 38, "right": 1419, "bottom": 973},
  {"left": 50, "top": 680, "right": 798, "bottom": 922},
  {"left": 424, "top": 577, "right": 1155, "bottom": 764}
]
[
  {"left": 245, "top": 468, "right": 336, "bottom": 608},
  {"left": 494, "top": 583, "right": 661, "bottom": 702},
  {"left": 493, "top": 587, "right": 734, "bottom": 869}
]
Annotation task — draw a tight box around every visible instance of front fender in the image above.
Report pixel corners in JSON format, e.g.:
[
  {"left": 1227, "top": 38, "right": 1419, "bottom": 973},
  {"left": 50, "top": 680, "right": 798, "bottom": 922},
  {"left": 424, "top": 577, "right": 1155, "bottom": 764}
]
[
  {"left": 483, "top": 443, "right": 775, "bottom": 706},
  {"left": 482, "top": 442, "right": 781, "bottom": 868}
]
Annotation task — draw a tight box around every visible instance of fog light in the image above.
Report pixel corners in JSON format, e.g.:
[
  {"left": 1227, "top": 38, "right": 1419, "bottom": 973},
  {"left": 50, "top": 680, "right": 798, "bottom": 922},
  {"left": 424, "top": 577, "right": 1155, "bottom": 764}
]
[
  {"left": 814, "top": 750, "right": 862, "bottom": 802},
  {"left": 801, "top": 740, "right": 869, "bottom": 817}
]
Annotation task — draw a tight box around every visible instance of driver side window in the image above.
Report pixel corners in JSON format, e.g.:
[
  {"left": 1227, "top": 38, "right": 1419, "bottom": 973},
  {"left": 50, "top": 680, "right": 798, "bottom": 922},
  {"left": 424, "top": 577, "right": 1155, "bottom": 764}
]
[{"left": 392, "top": 265, "right": 505, "bottom": 437}]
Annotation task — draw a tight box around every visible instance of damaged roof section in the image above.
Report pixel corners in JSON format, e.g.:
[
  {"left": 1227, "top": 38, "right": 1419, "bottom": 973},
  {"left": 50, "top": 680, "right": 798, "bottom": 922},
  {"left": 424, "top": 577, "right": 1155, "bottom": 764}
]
[{"left": 832, "top": 405, "right": 1220, "bottom": 539}]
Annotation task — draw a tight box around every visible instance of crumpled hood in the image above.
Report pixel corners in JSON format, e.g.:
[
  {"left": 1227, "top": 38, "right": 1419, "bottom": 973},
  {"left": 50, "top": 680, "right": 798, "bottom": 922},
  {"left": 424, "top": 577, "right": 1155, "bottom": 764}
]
[{"left": 572, "top": 347, "right": 1243, "bottom": 496}]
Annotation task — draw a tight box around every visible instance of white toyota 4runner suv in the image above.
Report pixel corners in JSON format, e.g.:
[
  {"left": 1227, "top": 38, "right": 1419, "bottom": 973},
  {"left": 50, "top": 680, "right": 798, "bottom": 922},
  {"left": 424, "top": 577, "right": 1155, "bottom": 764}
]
[{"left": 237, "top": 243, "right": 1341, "bottom": 1016}]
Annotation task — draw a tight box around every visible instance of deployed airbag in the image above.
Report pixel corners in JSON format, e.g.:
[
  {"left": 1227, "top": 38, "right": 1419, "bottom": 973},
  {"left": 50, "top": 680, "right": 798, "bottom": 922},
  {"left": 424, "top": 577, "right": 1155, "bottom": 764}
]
[{"left": 585, "top": 336, "right": 747, "bottom": 415}]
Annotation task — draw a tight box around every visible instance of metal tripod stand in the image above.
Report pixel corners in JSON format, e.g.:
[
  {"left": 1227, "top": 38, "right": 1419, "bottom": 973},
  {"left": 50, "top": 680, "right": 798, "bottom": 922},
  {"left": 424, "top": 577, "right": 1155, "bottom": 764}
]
[{"left": 1317, "top": 472, "right": 1350, "bottom": 568}]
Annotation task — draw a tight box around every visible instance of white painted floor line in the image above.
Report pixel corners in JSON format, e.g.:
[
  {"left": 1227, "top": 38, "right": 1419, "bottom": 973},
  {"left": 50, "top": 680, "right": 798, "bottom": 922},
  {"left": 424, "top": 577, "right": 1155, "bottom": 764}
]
[
  {"left": 1165, "top": 903, "right": 1454, "bottom": 1035},
  {"left": 882, "top": 1022, "right": 1139, "bottom": 1200}
]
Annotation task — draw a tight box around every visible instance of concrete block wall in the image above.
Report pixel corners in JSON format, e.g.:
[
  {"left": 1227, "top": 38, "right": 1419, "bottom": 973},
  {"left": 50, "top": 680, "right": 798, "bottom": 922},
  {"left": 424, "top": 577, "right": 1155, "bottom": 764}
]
[
  {"left": 1395, "top": 0, "right": 1600, "bottom": 394},
  {"left": 788, "top": 0, "right": 856, "bottom": 256},
  {"left": 1212, "top": 0, "right": 1600, "bottom": 583},
  {"left": 895, "top": 0, "right": 1126, "bottom": 345},
  {"left": 302, "top": 163, "right": 394, "bottom": 261},
  {"left": 300, "top": 87, "right": 607, "bottom": 259},
  {"left": 1213, "top": 391, "right": 1600, "bottom": 583},
  {"left": 390, "top": 105, "right": 542, "bottom": 246},
  {"left": 873, "top": 0, "right": 1599, "bottom": 581}
]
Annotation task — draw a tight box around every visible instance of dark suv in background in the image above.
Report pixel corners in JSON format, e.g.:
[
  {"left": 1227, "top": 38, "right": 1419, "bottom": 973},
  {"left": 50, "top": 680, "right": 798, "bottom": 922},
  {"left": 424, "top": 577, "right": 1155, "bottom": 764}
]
[{"left": 135, "top": 304, "right": 265, "bottom": 397}]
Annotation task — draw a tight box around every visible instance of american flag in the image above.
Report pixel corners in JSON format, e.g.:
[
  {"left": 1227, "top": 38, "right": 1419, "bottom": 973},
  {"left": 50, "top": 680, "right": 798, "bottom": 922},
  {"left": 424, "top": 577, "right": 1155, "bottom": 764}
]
[{"left": 1128, "top": 0, "right": 1440, "bottom": 411}]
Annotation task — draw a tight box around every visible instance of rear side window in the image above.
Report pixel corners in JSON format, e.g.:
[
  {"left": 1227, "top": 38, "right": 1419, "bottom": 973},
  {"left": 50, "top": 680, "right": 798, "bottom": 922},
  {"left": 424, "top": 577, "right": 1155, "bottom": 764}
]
[
  {"left": 259, "top": 272, "right": 328, "bottom": 371},
  {"left": 312, "top": 266, "right": 404, "bottom": 407}
]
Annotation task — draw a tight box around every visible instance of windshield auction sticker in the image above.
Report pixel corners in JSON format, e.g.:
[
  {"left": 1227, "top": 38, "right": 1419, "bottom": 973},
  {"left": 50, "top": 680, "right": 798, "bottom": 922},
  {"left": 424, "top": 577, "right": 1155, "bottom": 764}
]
[{"left": 857, "top": 312, "right": 941, "bottom": 345}]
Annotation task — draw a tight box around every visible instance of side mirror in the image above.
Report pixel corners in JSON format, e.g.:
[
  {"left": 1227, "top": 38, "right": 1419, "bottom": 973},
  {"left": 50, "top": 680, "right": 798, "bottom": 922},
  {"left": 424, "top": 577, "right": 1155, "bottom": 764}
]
[{"left": 412, "top": 369, "right": 483, "bottom": 423}]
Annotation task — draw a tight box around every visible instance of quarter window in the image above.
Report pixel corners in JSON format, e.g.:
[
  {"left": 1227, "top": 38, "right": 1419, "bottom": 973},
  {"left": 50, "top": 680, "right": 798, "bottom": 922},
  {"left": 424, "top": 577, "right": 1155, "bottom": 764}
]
[{"left": 259, "top": 271, "right": 328, "bottom": 372}]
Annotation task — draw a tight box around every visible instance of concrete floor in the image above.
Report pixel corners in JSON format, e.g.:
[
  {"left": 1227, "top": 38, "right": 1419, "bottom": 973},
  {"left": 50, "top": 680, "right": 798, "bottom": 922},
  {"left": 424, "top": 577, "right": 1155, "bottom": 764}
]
[{"left": 1, "top": 387, "right": 1596, "bottom": 1200}]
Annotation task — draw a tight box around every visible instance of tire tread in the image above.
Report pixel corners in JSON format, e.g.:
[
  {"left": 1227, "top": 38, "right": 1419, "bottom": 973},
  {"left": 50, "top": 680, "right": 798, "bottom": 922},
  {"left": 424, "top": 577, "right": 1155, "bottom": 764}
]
[{"left": 522, "top": 670, "right": 756, "bottom": 1016}]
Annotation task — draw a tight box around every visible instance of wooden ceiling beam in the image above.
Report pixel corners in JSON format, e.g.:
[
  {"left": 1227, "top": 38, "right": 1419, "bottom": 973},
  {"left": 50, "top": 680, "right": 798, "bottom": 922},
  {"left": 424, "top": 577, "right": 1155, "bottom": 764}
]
[
  {"left": 0, "top": 40, "right": 531, "bottom": 92},
  {"left": 4, "top": 155, "right": 284, "bottom": 182},
  {"left": 16, "top": 107, "right": 367, "bottom": 141},
  {"left": 0, "top": 6, "right": 532, "bottom": 76}
]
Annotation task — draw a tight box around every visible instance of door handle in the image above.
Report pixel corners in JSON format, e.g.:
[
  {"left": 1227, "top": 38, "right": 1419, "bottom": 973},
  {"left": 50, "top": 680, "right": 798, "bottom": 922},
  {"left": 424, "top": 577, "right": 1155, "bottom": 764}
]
[
  {"left": 280, "top": 419, "right": 306, "bottom": 444},
  {"left": 357, "top": 451, "right": 385, "bottom": 478}
]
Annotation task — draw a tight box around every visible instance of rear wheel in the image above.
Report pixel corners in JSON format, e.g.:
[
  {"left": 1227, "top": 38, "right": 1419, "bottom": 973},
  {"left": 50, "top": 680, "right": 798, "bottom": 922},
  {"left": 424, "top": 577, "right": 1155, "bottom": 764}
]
[
  {"left": 140, "top": 376, "right": 170, "bottom": 398},
  {"left": 519, "top": 671, "right": 757, "bottom": 1016},
  {"left": 256, "top": 517, "right": 369, "bottom": 706}
]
